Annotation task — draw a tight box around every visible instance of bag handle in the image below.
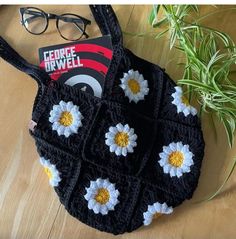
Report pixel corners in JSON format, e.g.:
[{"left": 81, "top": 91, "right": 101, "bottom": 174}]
[
  {"left": 0, "top": 36, "right": 50, "bottom": 86},
  {"left": 89, "top": 5, "right": 123, "bottom": 46}
]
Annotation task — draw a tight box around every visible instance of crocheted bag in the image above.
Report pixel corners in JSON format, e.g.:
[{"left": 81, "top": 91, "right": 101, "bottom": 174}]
[{"left": 0, "top": 5, "right": 205, "bottom": 235}]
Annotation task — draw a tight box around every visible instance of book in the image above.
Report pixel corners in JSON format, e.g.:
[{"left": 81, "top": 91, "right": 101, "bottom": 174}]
[{"left": 38, "top": 35, "right": 113, "bottom": 98}]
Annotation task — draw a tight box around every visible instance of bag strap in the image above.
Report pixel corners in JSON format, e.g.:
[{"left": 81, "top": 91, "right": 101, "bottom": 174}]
[
  {"left": 0, "top": 36, "right": 50, "bottom": 86},
  {"left": 89, "top": 5, "right": 123, "bottom": 46}
]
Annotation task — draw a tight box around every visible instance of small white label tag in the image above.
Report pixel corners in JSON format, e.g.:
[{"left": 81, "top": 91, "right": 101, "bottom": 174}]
[{"left": 28, "top": 120, "right": 37, "bottom": 132}]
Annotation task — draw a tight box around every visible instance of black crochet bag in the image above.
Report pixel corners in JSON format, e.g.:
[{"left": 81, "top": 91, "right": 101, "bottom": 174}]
[{"left": 0, "top": 5, "right": 205, "bottom": 235}]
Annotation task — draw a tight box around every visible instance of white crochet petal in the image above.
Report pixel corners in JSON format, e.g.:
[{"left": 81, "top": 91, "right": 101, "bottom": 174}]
[
  {"left": 59, "top": 100, "right": 67, "bottom": 111},
  {"left": 116, "top": 123, "right": 124, "bottom": 132},
  {"left": 122, "top": 147, "right": 128, "bottom": 156},
  {"left": 115, "top": 146, "right": 122, "bottom": 156},
  {"left": 66, "top": 101, "right": 74, "bottom": 111},
  {"left": 105, "top": 138, "right": 114, "bottom": 146},
  {"left": 88, "top": 199, "right": 96, "bottom": 209},
  {"left": 110, "top": 144, "right": 118, "bottom": 152}
]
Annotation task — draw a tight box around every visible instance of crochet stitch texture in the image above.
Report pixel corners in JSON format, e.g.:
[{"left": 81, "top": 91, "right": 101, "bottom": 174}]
[{"left": 0, "top": 5, "right": 205, "bottom": 235}]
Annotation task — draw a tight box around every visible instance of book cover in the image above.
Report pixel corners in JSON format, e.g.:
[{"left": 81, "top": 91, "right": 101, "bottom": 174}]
[{"left": 38, "top": 35, "right": 113, "bottom": 98}]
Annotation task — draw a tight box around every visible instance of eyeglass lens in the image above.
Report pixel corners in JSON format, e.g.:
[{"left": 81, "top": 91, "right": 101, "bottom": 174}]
[
  {"left": 22, "top": 8, "right": 47, "bottom": 34},
  {"left": 57, "top": 14, "right": 85, "bottom": 41}
]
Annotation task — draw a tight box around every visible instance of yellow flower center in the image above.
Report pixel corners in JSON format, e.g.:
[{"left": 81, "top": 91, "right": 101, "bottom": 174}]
[
  {"left": 95, "top": 188, "right": 110, "bottom": 204},
  {"left": 181, "top": 96, "right": 190, "bottom": 106},
  {"left": 59, "top": 111, "right": 73, "bottom": 126},
  {"left": 114, "top": 132, "right": 129, "bottom": 147},
  {"left": 128, "top": 79, "right": 140, "bottom": 94},
  {"left": 168, "top": 151, "right": 184, "bottom": 167},
  {"left": 153, "top": 212, "right": 162, "bottom": 220},
  {"left": 44, "top": 167, "right": 53, "bottom": 180}
]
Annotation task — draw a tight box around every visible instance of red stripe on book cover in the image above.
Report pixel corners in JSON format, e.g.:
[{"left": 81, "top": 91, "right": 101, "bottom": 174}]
[
  {"left": 49, "top": 59, "right": 108, "bottom": 81},
  {"left": 71, "top": 43, "right": 113, "bottom": 59}
]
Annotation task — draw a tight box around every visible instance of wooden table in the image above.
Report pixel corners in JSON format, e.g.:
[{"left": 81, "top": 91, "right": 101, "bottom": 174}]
[{"left": 0, "top": 5, "right": 236, "bottom": 239}]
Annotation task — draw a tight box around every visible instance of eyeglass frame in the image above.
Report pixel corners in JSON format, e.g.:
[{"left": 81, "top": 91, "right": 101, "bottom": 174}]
[{"left": 19, "top": 7, "right": 92, "bottom": 41}]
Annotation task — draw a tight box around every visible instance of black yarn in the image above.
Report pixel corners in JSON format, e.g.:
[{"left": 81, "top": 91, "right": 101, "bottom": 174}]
[{"left": 0, "top": 5, "right": 205, "bottom": 235}]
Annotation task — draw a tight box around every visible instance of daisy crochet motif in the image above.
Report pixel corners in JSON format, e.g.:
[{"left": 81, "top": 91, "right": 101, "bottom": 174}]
[
  {"left": 40, "top": 157, "right": 61, "bottom": 187},
  {"left": 143, "top": 202, "right": 173, "bottom": 226},
  {"left": 105, "top": 123, "right": 137, "bottom": 156},
  {"left": 120, "top": 69, "right": 149, "bottom": 103},
  {"left": 84, "top": 178, "right": 120, "bottom": 215},
  {"left": 158, "top": 142, "right": 194, "bottom": 178},
  {"left": 171, "top": 86, "right": 197, "bottom": 117},
  {"left": 49, "top": 100, "right": 83, "bottom": 137}
]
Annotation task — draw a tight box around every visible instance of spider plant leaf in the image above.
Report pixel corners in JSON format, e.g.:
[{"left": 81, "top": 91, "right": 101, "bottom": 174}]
[
  {"left": 174, "top": 45, "right": 185, "bottom": 51},
  {"left": 152, "top": 17, "right": 168, "bottom": 28},
  {"left": 221, "top": 116, "right": 234, "bottom": 147},
  {"left": 178, "top": 79, "right": 214, "bottom": 91},
  {"left": 148, "top": 5, "right": 156, "bottom": 26},
  {"left": 170, "top": 29, "right": 178, "bottom": 49},
  {"left": 148, "top": 5, "right": 161, "bottom": 27},
  {"left": 206, "top": 52, "right": 227, "bottom": 74},
  {"left": 214, "top": 31, "right": 234, "bottom": 48},
  {"left": 190, "top": 5, "right": 199, "bottom": 13},
  {"left": 209, "top": 113, "right": 218, "bottom": 143},
  {"left": 154, "top": 29, "right": 169, "bottom": 39}
]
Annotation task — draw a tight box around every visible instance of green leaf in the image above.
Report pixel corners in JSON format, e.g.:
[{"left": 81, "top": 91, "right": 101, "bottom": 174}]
[
  {"left": 152, "top": 17, "right": 168, "bottom": 28},
  {"left": 122, "top": 31, "right": 155, "bottom": 37},
  {"left": 148, "top": 5, "right": 156, "bottom": 26},
  {"left": 148, "top": 5, "right": 161, "bottom": 27},
  {"left": 170, "top": 29, "right": 178, "bottom": 49},
  {"left": 209, "top": 113, "right": 218, "bottom": 143},
  {"left": 190, "top": 5, "right": 199, "bottom": 13},
  {"left": 154, "top": 29, "right": 169, "bottom": 39},
  {"left": 221, "top": 116, "right": 234, "bottom": 147},
  {"left": 178, "top": 79, "right": 214, "bottom": 91},
  {"left": 147, "top": 5, "right": 236, "bottom": 198}
]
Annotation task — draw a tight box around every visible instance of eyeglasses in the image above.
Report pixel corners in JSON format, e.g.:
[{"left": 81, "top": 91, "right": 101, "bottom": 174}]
[{"left": 19, "top": 7, "right": 91, "bottom": 41}]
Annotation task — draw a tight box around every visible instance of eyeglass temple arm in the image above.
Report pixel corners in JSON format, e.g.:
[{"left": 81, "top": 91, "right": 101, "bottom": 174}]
[{"left": 73, "top": 22, "right": 89, "bottom": 38}]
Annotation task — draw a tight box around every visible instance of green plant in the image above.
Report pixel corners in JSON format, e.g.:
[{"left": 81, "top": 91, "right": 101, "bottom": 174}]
[
  {"left": 149, "top": 5, "right": 236, "bottom": 147},
  {"left": 125, "top": 5, "right": 236, "bottom": 200},
  {"left": 150, "top": 5, "right": 236, "bottom": 200}
]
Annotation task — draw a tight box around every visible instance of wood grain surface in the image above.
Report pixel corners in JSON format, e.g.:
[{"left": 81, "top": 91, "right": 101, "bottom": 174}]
[{"left": 0, "top": 5, "right": 236, "bottom": 239}]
